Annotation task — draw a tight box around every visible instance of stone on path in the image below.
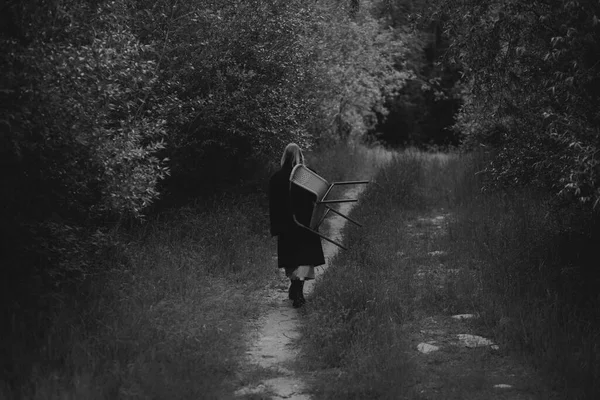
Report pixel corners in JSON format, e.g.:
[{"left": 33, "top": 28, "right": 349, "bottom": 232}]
[
  {"left": 428, "top": 250, "right": 447, "bottom": 256},
  {"left": 493, "top": 384, "right": 513, "bottom": 389},
  {"left": 234, "top": 384, "right": 266, "bottom": 397},
  {"left": 456, "top": 333, "right": 495, "bottom": 348},
  {"left": 451, "top": 313, "right": 478, "bottom": 320},
  {"left": 417, "top": 342, "right": 440, "bottom": 354}
]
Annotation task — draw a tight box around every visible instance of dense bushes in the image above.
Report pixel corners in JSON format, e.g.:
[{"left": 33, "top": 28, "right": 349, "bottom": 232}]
[
  {"left": 125, "top": 0, "right": 408, "bottom": 193},
  {"left": 1, "top": 0, "right": 409, "bottom": 222},
  {"left": 0, "top": 0, "right": 410, "bottom": 288},
  {"left": 442, "top": 0, "right": 600, "bottom": 205}
]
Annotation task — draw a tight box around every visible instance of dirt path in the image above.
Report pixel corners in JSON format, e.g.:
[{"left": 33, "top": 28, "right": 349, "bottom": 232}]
[{"left": 234, "top": 184, "right": 367, "bottom": 400}]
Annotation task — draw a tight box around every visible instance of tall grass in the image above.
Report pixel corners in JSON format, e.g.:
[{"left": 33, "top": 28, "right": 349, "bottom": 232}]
[
  {"left": 2, "top": 193, "right": 275, "bottom": 399},
  {"left": 299, "top": 151, "right": 434, "bottom": 398},
  {"left": 446, "top": 157, "right": 600, "bottom": 399},
  {"left": 301, "top": 148, "right": 600, "bottom": 399}
]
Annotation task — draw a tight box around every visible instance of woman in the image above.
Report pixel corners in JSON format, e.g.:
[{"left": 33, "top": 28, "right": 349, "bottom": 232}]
[{"left": 269, "top": 143, "right": 325, "bottom": 308}]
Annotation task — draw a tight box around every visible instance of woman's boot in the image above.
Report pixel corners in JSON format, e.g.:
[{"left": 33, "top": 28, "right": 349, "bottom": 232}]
[
  {"left": 298, "top": 280, "right": 306, "bottom": 305},
  {"left": 293, "top": 280, "right": 305, "bottom": 308}
]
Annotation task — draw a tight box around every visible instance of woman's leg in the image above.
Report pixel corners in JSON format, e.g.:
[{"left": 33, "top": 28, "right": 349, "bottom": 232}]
[
  {"left": 284, "top": 266, "right": 296, "bottom": 301},
  {"left": 293, "top": 279, "right": 306, "bottom": 308},
  {"left": 297, "top": 280, "right": 305, "bottom": 305},
  {"left": 288, "top": 279, "right": 295, "bottom": 300}
]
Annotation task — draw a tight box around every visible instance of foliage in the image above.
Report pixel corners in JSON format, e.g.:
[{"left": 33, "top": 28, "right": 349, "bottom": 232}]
[
  {"left": 309, "top": 2, "right": 409, "bottom": 144},
  {"left": 2, "top": 0, "right": 410, "bottom": 221},
  {"left": 442, "top": 0, "right": 600, "bottom": 205},
  {"left": 129, "top": 0, "right": 316, "bottom": 187},
  {"left": 1, "top": 1, "right": 169, "bottom": 221}
]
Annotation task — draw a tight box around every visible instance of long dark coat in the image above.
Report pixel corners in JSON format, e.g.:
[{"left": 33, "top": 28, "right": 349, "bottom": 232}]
[{"left": 269, "top": 165, "right": 325, "bottom": 268}]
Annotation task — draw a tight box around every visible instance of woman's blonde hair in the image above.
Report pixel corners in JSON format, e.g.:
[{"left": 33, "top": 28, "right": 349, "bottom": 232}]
[{"left": 280, "top": 143, "right": 305, "bottom": 168}]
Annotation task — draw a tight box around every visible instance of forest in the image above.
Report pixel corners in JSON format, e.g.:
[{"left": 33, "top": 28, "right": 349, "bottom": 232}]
[{"left": 1, "top": 0, "right": 599, "bottom": 398}]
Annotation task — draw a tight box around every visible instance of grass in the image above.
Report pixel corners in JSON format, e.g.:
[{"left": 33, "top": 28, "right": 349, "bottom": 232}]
[
  {"left": 301, "top": 148, "right": 600, "bottom": 399},
  {"left": 2, "top": 193, "right": 275, "bottom": 399},
  {"left": 446, "top": 174, "right": 600, "bottom": 399},
  {"left": 299, "top": 151, "right": 432, "bottom": 399}
]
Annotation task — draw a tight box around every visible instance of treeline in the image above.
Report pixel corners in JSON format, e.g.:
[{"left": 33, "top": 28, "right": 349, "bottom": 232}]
[{"left": 3, "top": 0, "right": 599, "bottom": 290}]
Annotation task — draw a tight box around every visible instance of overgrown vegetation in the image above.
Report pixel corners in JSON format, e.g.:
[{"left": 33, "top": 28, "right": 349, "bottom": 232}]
[
  {"left": 369, "top": 1, "right": 464, "bottom": 147},
  {"left": 302, "top": 149, "right": 600, "bottom": 399}
]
